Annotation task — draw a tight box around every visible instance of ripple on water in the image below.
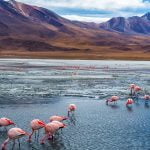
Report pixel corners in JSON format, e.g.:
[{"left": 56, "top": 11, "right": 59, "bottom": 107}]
[{"left": 0, "top": 59, "right": 150, "bottom": 150}]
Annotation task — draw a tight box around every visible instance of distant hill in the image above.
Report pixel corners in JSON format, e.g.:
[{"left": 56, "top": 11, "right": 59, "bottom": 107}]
[{"left": 0, "top": 0, "right": 150, "bottom": 60}]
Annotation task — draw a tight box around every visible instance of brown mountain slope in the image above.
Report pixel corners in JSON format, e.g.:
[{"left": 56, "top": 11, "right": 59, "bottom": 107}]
[{"left": 0, "top": 0, "right": 150, "bottom": 60}]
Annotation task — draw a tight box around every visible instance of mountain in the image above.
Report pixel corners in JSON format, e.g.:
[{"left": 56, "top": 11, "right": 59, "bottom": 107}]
[
  {"left": 99, "top": 13, "right": 150, "bottom": 34},
  {"left": 0, "top": 0, "right": 150, "bottom": 60}
]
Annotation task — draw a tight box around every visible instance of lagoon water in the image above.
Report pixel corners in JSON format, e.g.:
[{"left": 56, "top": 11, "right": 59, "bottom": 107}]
[{"left": 0, "top": 59, "right": 150, "bottom": 150}]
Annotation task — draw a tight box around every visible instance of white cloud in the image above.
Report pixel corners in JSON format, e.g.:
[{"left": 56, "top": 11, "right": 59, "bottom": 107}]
[
  {"left": 17, "top": 0, "right": 150, "bottom": 23},
  {"left": 18, "top": 0, "right": 149, "bottom": 11},
  {"left": 62, "top": 15, "right": 110, "bottom": 23}
]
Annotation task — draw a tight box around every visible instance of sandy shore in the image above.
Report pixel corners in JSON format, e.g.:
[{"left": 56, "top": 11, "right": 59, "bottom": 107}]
[{"left": 0, "top": 51, "right": 150, "bottom": 61}]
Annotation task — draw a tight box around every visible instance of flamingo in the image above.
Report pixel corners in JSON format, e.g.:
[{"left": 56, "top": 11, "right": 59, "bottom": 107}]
[
  {"left": 28, "top": 119, "right": 46, "bottom": 142},
  {"left": 134, "top": 86, "right": 142, "bottom": 96},
  {"left": 126, "top": 99, "right": 134, "bottom": 106},
  {"left": 49, "top": 116, "right": 68, "bottom": 122},
  {"left": 68, "top": 104, "right": 77, "bottom": 116},
  {"left": 106, "top": 96, "right": 119, "bottom": 105},
  {"left": 1, "top": 127, "right": 29, "bottom": 150},
  {"left": 130, "top": 84, "right": 136, "bottom": 96},
  {"left": 0, "top": 117, "right": 15, "bottom": 130},
  {"left": 144, "top": 95, "right": 150, "bottom": 100},
  {"left": 41, "top": 122, "right": 60, "bottom": 144}
]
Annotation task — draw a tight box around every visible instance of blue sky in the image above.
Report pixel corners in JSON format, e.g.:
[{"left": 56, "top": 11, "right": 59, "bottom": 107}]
[{"left": 17, "top": 0, "right": 150, "bottom": 22}]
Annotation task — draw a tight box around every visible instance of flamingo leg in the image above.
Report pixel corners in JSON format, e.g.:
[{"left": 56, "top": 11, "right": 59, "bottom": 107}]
[
  {"left": 34, "top": 130, "right": 37, "bottom": 139},
  {"left": 37, "top": 130, "right": 40, "bottom": 140},
  {"left": 28, "top": 129, "right": 34, "bottom": 142},
  {"left": 68, "top": 111, "right": 70, "bottom": 117},
  {"left": 51, "top": 135, "right": 54, "bottom": 141},
  {"left": 12, "top": 140, "right": 16, "bottom": 150},
  {"left": 18, "top": 139, "right": 20, "bottom": 148},
  {"left": 4, "top": 127, "right": 7, "bottom": 131}
]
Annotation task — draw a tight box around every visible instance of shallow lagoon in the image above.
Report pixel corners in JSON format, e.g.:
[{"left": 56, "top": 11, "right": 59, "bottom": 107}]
[{"left": 0, "top": 59, "right": 150, "bottom": 150}]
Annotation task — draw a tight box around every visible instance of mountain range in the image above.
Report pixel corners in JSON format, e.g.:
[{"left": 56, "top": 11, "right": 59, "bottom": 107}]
[
  {"left": 0, "top": 0, "right": 150, "bottom": 60},
  {"left": 99, "top": 13, "right": 150, "bottom": 34}
]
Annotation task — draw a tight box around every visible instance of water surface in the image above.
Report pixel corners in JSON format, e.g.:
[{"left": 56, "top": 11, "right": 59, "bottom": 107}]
[{"left": 0, "top": 59, "right": 150, "bottom": 150}]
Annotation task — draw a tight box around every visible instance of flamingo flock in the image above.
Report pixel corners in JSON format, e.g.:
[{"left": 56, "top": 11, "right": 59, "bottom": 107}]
[
  {"left": 1, "top": 104, "right": 77, "bottom": 150},
  {"left": 0, "top": 84, "right": 149, "bottom": 150},
  {"left": 106, "top": 84, "right": 150, "bottom": 107}
]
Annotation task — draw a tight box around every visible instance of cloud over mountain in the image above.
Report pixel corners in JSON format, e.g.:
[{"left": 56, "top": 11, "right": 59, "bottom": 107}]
[{"left": 16, "top": 0, "right": 150, "bottom": 22}]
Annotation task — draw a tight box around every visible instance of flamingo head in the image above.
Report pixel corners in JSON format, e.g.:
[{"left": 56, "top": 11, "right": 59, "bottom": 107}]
[{"left": 5, "top": 118, "right": 15, "bottom": 126}]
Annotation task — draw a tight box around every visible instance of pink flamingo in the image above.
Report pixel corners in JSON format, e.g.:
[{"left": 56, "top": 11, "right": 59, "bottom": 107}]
[
  {"left": 130, "top": 84, "right": 136, "bottom": 96},
  {"left": 1, "top": 127, "right": 29, "bottom": 150},
  {"left": 144, "top": 95, "right": 150, "bottom": 100},
  {"left": 133, "top": 86, "right": 142, "bottom": 97},
  {"left": 28, "top": 119, "right": 46, "bottom": 142},
  {"left": 41, "top": 122, "right": 60, "bottom": 144},
  {"left": 106, "top": 96, "right": 119, "bottom": 105},
  {"left": 134, "top": 86, "right": 142, "bottom": 92},
  {"left": 0, "top": 117, "right": 15, "bottom": 130},
  {"left": 126, "top": 99, "right": 134, "bottom": 106},
  {"left": 49, "top": 116, "right": 68, "bottom": 122},
  {"left": 68, "top": 104, "right": 77, "bottom": 116}
]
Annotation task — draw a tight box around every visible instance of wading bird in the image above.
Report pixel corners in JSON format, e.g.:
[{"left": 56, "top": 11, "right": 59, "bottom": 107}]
[
  {"left": 41, "top": 122, "right": 60, "bottom": 144},
  {"left": 0, "top": 117, "right": 15, "bottom": 130},
  {"left": 28, "top": 119, "right": 45, "bottom": 142},
  {"left": 134, "top": 86, "right": 142, "bottom": 96},
  {"left": 68, "top": 104, "right": 77, "bottom": 116},
  {"left": 144, "top": 95, "right": 150, "bottom": 100},
  {"left": 106, "top": 96, "right": 119, "bottom": 105},
  {"left": 1, "top": 128, "right": 29, "bottom": 150},
  {"left": 126, "top": 99, "right": 134, "bottom": 106}
]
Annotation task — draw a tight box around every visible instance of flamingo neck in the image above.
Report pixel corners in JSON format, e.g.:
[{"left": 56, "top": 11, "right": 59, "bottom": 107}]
[
  {"left": 2, "top": 138, "right": 10, "bottom": 150},
  {"left": 29, "top": 129, "right": 34, "bottom": 141},
  {"left": 131, "top": 89, "right": 133, "bottom": 95}
]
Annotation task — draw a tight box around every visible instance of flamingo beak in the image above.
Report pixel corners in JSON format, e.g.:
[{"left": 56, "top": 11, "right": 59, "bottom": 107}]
[{"left": 10, "top": 121, "right": 15, "bottom": 125}]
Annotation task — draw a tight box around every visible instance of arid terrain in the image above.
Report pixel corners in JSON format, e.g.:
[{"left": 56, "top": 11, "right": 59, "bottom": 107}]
[{"left": 0, "top": 0, "right": 150, "bottom": 60}]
